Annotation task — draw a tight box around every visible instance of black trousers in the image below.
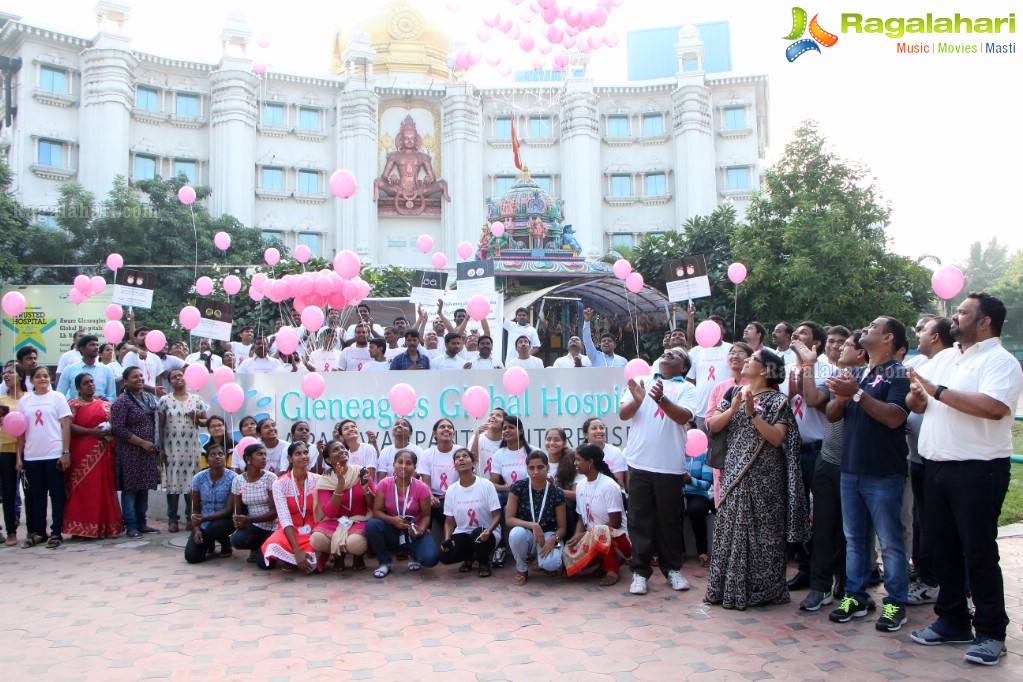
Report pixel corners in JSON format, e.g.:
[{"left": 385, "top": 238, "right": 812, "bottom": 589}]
[
  {"left": 0, "top": 451, "right": 19, "bottom": 534},
  {"left": 809, "top": 456, "right": 846, "bottom": 593},
  {"left": 627, "top": 467, "right": 684, "bottom": 579},
  {"left": 23, "top": 458, "right": 65, "bottom": 538},
  {"left": 926, "top": 458, "right": 1010, "bottom": 640},
  {"left": 438, "top": 528, "right": 497, "bottom": 566},
  {"left": 682, "top": 494, "right": 713, "bottom": 557},
  {"left": 795, "top": 441, "right": 820, "bottom": 574},
  {"left": 184, "top": 517, "right": 234, "bottom": 564},
  {"left": 230, "top": 524, "right": 273, "bottom": 569},
  {"left": 910, "top": 460, "right": 937, "bottom": 585}
]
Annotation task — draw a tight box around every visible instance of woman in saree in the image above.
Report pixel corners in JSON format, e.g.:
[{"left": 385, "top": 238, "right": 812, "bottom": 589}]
[
  {"left": 310, "top": 439, "right": 375, "bottom": 572},
  {"left": 63, "top": 373, "right": 124, "bottom": 539},
  {"left": 704, "top": 348, "right": 808, "bottom": 611}
]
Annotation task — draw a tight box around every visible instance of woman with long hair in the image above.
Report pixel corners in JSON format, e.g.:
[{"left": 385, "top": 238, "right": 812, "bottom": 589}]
[
  {"left": 580, "top": 417, "right": 627, "bottom": 487},
  {"left": 490, "top": 415, "right": 535, "bottom": 493},
  {"left": 505, "top": 451, "right": 567, "bottom": 586},
  {"left": 229, "top": 443, "right": 278, "bottom": 567},
  {"left": 365, "top": 449, "right": 439, "bottom": 578},
  {"left": 311, "top": 439, "right": 375, "bottom": 572},
  {"left": 184, "top": 444, "right": 237, "bottom": 563},
  {"left": 418, "top": 418, "right": 459, "bottom": 535},
  {"left": 110, "top": 366, "right": 161, "bottom": 539},
  {"left": 159, "top": 368, "right": 207, "bottom": 533},
  {"left": 439, "top": 448, "right": 501, "bottom": 577},
  {"left": 563, "top": 444, "right": 631, "bottom": 586},
  {"left": 334, "top": 419, "right": 378, "bottom": 479},
  {"left": 202, "top": 415, "right": 234, "bottom": 470},
  {"left": 470, "top": 408, "right": 505, "bottom": 480},
  {"left": 16, "top": 366, "right": 72, "bottom": 548},
  {"left": 257, "top": 418, "right": 288, "bottom": 475},
  {"left": 261, "top": 441, "right": 324, "bottom": 573},
  {"left": 63, "top": 373, "right": 123, "bottom": 539},
  {"left": 228, "top": 415, "right": 258, "bottom": 473},
  {"left": 704, "top": 348, "right": 808, "bottom": 610},
  {"left": 546, "top": 427, "right": 580, "bottom": 533},
  {"left": 704, "top": 342, "right": 754, "bottom": 503},
  {"left": 375, "top": 418, "right": 422, "bottom": 481}
]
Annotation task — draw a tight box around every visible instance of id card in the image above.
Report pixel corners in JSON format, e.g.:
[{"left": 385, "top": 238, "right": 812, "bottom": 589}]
[
  {"left": 339, "top": 516, "right": 353, "bottom": 528},
  {"left": 297, "top": 524, "right": 311, "bottom": 534}
]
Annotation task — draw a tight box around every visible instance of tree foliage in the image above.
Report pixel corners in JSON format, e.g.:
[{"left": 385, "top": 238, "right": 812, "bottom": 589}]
[
  {"left": 989, "top": 251, "right": 1023, "bottom": 342},
  {"left": 732, "top": 120, "right": 932, "bottom": 329}
]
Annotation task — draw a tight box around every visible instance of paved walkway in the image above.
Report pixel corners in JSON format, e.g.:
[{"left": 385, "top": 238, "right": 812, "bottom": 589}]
[{"left": 1, "top": 525, "right": 1021, "bottom": 681}]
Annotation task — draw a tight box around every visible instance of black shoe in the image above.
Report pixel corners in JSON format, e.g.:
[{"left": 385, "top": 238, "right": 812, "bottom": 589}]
[
  {"left": 491, "top": 547, "right": 506, "bottom": 568},
  {"left": 787, "top": 571, "right": 811, "bottom": 591}
]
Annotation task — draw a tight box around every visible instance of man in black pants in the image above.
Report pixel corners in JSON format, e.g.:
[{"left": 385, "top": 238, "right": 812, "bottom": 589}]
[{"left": 620, "top": 348, "right": 699, "bottom": 595}]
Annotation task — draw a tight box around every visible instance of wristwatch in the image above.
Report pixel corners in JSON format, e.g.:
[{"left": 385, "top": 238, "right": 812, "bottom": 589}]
[
  {"left": 654, "top": 395, "right": 664, "bottom": 403},
  {"left": 934, "top": 385, "right": 947, "bottom": 402},
  {"left": 852, "top": 389, "right": 864, "bottom": 403}
]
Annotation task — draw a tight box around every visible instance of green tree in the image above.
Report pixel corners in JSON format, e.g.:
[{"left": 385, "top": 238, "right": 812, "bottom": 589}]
[
  {"left": 0, "top": 162, "right": 47, "bottom": 281},
  {"left": 733, "top": 120, "right": 932, "bottom": 329},
  {"left": 959, "top": 238, "right": 1010, "bottom": 300},
  {"left": 988, "top": 251, "right": 1023, "bottom": 341}
]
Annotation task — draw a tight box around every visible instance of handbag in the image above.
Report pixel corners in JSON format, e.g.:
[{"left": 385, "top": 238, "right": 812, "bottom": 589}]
[{"left": 705, "top": 386, "right": 738, "bottom": 469}]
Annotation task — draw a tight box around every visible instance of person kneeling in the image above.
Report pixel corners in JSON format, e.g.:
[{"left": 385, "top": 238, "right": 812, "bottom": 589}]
[
  {"left": 310, "top": 440, "right": 375, "bottom": 572},
  {"left": 184, "top": 445, "right": 237, "bottom": 563},
  {"left": 506, "top": 452, "right": 567, "bottom": 586},
  {"left": 365, "top": 449, "right": 439, "bottom": 578},
  {"left": 439, "top": 448, "right": 501, "bottom": 578},
  {"left": 563, "top": 445, "right": 631, "bottom": 586}
]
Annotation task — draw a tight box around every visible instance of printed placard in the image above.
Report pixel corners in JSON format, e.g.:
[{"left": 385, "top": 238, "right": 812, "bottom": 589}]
[
  {"left": 410, "top": 270, "right": 449, "bottom": 306},
  {"left": 456, "top": 259, "right": 496, "bottom": 296},
  {"left": 111, "top": 269, "right": 155, "bottom": 309},
  {"left": 663, "top": 255, "right": 711, "bottom": 302},
  {"left": 193, "top": 297, "right": 234, "bottom": 342}
]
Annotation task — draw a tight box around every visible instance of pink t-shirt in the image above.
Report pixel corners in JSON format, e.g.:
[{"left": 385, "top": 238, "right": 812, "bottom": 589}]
[
  {"left": 378, "top": 476, "right": 431, "bottom": 525},
  {"left": 705, "top": 378, "right": 747, "bottom": 421}
]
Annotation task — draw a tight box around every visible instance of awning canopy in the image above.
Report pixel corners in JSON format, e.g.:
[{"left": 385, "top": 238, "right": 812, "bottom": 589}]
[{"left": 504, "top": 276, "right": 670, "bottom": 320}]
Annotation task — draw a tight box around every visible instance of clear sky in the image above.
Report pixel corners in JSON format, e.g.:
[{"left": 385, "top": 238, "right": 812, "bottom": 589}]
[{"left": 5, "top": 0, "right": 1020, "bottom": 266}]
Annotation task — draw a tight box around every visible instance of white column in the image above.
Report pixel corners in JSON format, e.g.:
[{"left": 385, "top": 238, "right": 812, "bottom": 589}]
[
  {"left": 672, "top": 84, "right": 716, "bottom": 221},
  {"left": 209, "top": 69, "right": 258, "bottom": 226},
  {"left": 559, "top": 82, "right": 601, "bottom": 258},
  {"left": 441, "top": 83, "right": 483, "bottom": 254},
  {"left": 335, "top": 84, "right": 378, "bottom": 262},
  {"left": 78, "top": 47, "right": 136, "bottom": 199}
]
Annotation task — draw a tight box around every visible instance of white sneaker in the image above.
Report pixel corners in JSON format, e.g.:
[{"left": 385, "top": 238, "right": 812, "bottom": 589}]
[
  {"left": 668, "top": 570, "right": 691, "bottom": 591},
  {"left": 907, "top": 580, "right": 939, "bottom": 605},
  {"left": 629, "top": 574, "right": 648, "bottom": 595}
]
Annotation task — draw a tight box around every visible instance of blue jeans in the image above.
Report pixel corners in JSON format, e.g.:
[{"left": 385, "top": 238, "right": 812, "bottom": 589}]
[
  {"left": 364, "top": 519, "right": 439, "bottom": 567},
  {"left": 121, "top": 490, "right": 149, "bottom": 533},
  {"left": 841, "top": 473, "right": 908, "bottom": 605},
  {"left": 508, "top": 526, "right": 562, "bottom": 574}
]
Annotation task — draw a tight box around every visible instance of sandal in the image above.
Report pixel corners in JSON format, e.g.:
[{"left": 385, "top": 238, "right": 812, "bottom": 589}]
[
  {"left": 478, "top": 564, "right": 492, "bottom": 578},
  {"left": 352, "top": 555, "right": 366, "bottom": 571},
  {"left": 46, "top": 536, "right": 63, "bottom": 549},
  {"left": 599, "top": 571, "right": 620, "bottom": 587},
  {"left": 513, "top": 572, "right": 528, "bottom": 586},
  {"left": 218, "top": 549, "right": 232, "bottom": 558},
  {"left": 373, "top": 564, "right": 391, "bottom": 579},
  {"left": 332, "top": 556, "right": 347, "bottom": 572},
  {"left": 459, "top": 560, "right": 473, "bottom": 573},
  {"left": 407, "top": 561, "right": 421, "bottom": 572},
  {"left": 21, "top": 534, "right": 46, "bottom": 549},
  {"left": 699, "top": 554, "right": 710, "bottom": 568}
]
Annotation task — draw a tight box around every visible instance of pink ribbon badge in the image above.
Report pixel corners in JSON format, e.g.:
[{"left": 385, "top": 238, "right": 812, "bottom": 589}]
[
  {"left": 708, "top": 366, "right": 716, "bottom": 381},
  {"left": 483, "top": 458, "right": 492, "bottom": 474},
  {"left": 586, "top": 503, "right": 594, "bottom": 523},
  {"left": 793, "top": 395, "right": 804, "bottom": 419},
  {"left": 34, "top": 410, "right": 44, "bottom": 426},
  {"left": 439, "top": 473, "right": 449, "bottom": 492},
  {"left": 510, "top": 471, "right": 518, "bottom": 483},
  {"left": 467, "top": 509, "right": 479, "bottom": 526}
]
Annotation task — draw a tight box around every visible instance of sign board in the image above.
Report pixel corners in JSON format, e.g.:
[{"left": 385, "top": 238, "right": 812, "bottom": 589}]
[
  {"left": 1, "top": 285, "right": 113, "bottom": 365},
  {"left": 111, "top": 268, "right": 155, "bottom": 309},
  {"left": 663, "top": 255, "right": 711, "bottom": 302},
  {"left": 410, "top": 270, "right": 449, "bottom": 306},
  {"left": 456, "top": 259, "right": 496, "bottom": 296},
  {"left": 193, "top": 297, "right": 234, "bottom": 342}
]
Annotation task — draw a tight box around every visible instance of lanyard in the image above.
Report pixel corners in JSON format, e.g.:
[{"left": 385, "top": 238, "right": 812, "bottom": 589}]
[
  {"left": 529, "top": 482, "right": 550, "bottom": 524},
  {"left": 293, "top": 474, "right": 308, "bottom": 520},
  {"left": 395, "top": 480, "right": 413, "bottom": 517}
]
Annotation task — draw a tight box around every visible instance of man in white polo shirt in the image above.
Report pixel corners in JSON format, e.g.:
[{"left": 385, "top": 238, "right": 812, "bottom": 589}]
[{"left": 907, "top": 292, "right": 1023, "bottom": 666}]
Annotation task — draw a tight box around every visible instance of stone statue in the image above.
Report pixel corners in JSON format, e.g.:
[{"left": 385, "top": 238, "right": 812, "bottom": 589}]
[{"left": 373, "top": 114, "right": 450, "bottom": 216}]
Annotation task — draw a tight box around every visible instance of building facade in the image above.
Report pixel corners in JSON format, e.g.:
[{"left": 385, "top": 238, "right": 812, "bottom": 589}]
[{"left": 0, "top": 2, "right": 768, "bottom": 269}]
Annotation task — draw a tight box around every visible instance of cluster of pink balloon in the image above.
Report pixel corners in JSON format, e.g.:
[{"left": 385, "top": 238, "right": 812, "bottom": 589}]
[
  {"left": 611, "top": 258, "right": 643, "bottom": 293},
  {"left": 69, "top": 273, "right": 108, "bottom": 305},
  {"left": 252, "top": 34, "right": 271, "bottom": 75},
  {"left": 245, "top": 250, "right": 371, "bottom": 314},
  {"left": 450, "top": 0, "right": 625, "bottom": 75}
]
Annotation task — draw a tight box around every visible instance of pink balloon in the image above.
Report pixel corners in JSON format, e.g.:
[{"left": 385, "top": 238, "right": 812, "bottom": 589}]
[
  {"left": 252, "top": 272, "right": 268, "bottom": 289},
  {"left": 624, "top": 358, "right": 651, "bottom": 382},
  {"left": 105, "top": 303, "right": 122, "bottom": 321},
  {"left": 466, "top": 295, "right": 490, "bottom": 321},
  {"left": 565, "top": 7, "right": 582, "bottom": 26},
  {"left": 275, "top": 327, "right": 299, "bottom": 355},
  {"left": 476, "top": 27, "right": 493, "bottom": 42},
  {"left": 195, "top": 276, "right": 214, "bottom": 296},
  {"left": 487, "top": 55, "right": 502, "bottom": 67},
  {"left": 236, "top": 436, "right": 259, "bottom": 462},
  {"left": 105, "top": 253, "right": 123, "bottom": 271},
  {"left": 591, "top": 7, "right": 609, "bottom": 26},
  {"left": 355, "top": 279, "right": 370, "bottom": 299},
  {"left": 483, "top": 12, "right": 501, "bottom": 27},
  {"left": 212, "top": 366, "right": 235, "bottom": 389},
  {"left": 503, "top": 366, "right": 530, "bottom": 396},
  {"left": 333, "top": 250, "right": 361, "bottom": 279},
  {"left": 499, "top": 18, "right": 514, "bottom": 33},
  {"left": 542, "top": 7, "right": 559, "bottom": 24},
  {"left": 603, "top": 32, "right": 620, "bottom": 48},
  {"left": 144, "top": 330, "right": 167, "bottom": 353},
  {"left": 695, "top": 320, "right": 722, "bottom": 348},
  {"left": 103, "top": 320, "right": 125, "bottom": 344},
  {"left": 223, "top": 275, "right": 242, "bottom": 296},
  {"left": 625, "top": 272, "right": 644, "bottom": 293},
  {"left": 462, "top": 386, "right": 491, "bottom": 420},
  {"left": 183, "top": 363, "right": 209, "bottom": 391},
  {"left": 343, "top": 281, "right": 360, "bottom": 302},
  {"left": 685, "top": 429, "right": 708, "bottom": 457},
  {"left": 217, "top": 382, "right": 245, "bottom": 414},
  {"left": 1, "top": 291, "right": 26, "bottom": 317},
  {"left": 302, "top": 372, "right": 326, "bottom": 400},
  {"left": 931, "top": 266, "right": 965, "bottom": 300},
  {"left": 256, "top": 35, "right": 270, "bottom": 49},
  {"left": 453, "top": 51, "right": 470, "bottom": 71},
  {"left": 613, "top": 259, "right": 632, "bottom": 280},
  {"left": 519, "top": 35, "right": 536, "bottom": 52},
  {"left": 498, "top": 64, "right": 512, "bottom": 77},
  {"left": 248, "top": 285, "right": 264, "bottom": 302},
  {"left": 178, "top": 305, "right": 201, "bottom": 330},
  {"left": 562, "top": 35, "right": 577, "bottom": 49},
  {"left": 301, "top": 306, "right": 324, "bottom": 332},
  {"left": 416, "top": 234, "right": 434, "bottom": 254},
  {"left": 431, "top": 252, "right": 448, "bottom": 269},
  {"left": 457, "top": 241, "right": 473, "bottom": 260},
  {"left": 264, "top": 248, "right": 281, "bottom": 266},
  {"left": 537, "top": 0, "right": 555, "bottom": 8},
  {"left": 253, "top": 60, "right": 267, "bottom": 75},
  {"left": 178, "top": 186, "right": 196, "bottom": 205},
  {"left": 547, "top": 25, "right": 564, "bottom": 43},
  {"left": 69, "top": 289, "right": 85, "bottom": 305},
  {"left": 90, "top": 275, "right": 107, "bottom": 294},
  {"left": 294, "top": 244, "right": 312, "bottom": 264},
  {"left": 727, "top": 262, "right": 748, "bottom": 285},
  {"left": 2, "top": 411, "right": 28, "bottom": 438},
  {"left": 466, "top": 49, "right": 481, "bottom": 67},
  {"left": 531, "top": 58, "right": 545, "bottom": 70},
  {"left": 490, "top": 222, "right": 505, "bottom": 237},
  {"left": 74, "top": 275, "right": 91, "bottom": 293},
  {"left": 329, "top": 169, "right": 358, "bottom": 199},
  {"left": 389, "top": 383, "right": 418, "bottom": 417},
  {"left": 214, "top": 231, "right": 231, "bottom": 251},
  {"left": 314, "top": 275, "right": 333, "bottom": 297}
]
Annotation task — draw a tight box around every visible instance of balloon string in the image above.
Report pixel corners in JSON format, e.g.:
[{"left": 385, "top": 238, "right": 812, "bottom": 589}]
[
  {"left": 733, "top": 285, "right": 738, "bottom": 343},
  {"left": 190, "top": 206, "right": 198, "bottom": 282}
]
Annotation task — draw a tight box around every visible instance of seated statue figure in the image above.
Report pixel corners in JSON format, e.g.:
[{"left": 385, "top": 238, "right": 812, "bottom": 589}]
[{"left": 373, "top": 115, "right": 451, "bottom": 215}]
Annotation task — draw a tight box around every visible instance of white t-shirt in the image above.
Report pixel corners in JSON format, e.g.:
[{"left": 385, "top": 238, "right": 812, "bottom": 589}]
[
  {"left": 686, "top": 344, "right": 732, "bottom": 417},
  {"left": 229, "top": 341, "right": 253, "bottom": 360},
  {"left": 552, "top": 354, "right": 592, "bottom": 368},
  {"left": 269, "top": 326, "right": 310, "bottom": 357},
  {"left": 360, "top": 360, "right": 391, "bottom": 372},
  {"left": 384, "top": 346, "right": 404, "bottom": 361},
  {"left": 444, "top": 476, "right": 502, "bottom": 540},
  {"left": 417, "top": 444, "right": 459, "bottom": 496},
  {"left": 621, "top": 378, "right": 700, "bottom": 475},
  {"left": 308, "top": 348, "right": 343, "bottom": 373},
  {"left": 475, "top": 434, "right": 503, "bottom": 479},
  {"left": 56, "top": 349, "right": 82, "bottom": 375},
  {"left": 431, "top": 354, "right": 468, "bottom": 371},
  {"left": 343, "top": 322, "right": 385, "bottom": 343},
  {"left": 787, "top": 354, "right": 832, "bottom": 443},
  {"left": 377, "top": 443, "right": 424, "bottom": 478},
  {"left": 469, "top": 356, "right": 504, "bottom": 370},
  {"left": 18, "top": 390, "right": 72, "bottom": 461},
  {"left": 236, "top": 357, "right": 285, "bottom": 373},
  {"left": 599, "top": 442, "right": 627, "bottom": 474},
  {"left": 348, "top": 443, "right": 378, "bottom": 472},
  {"left": 575, "top": 473, "right": 624, "bottom": 529},
  {"left": 122, "top": 351, "right": 165, "bottom": 389},
  {"left": 184, "top": 352, "right": 222, "bottom": 370},
  {"left": 493, "top": 445, "right": 529, "bottom": 485},
  {"left": 341, "top": 345, "right": 372, "bottom": 372},
  {"left": 503, "top": 320, "right": 541, "bottom": 362},
  {"left": 507, "top": 356, "right": 544, "bottom": 369},
  {"left": 263, "top": 440, "right": 289, "bottom": 475}
]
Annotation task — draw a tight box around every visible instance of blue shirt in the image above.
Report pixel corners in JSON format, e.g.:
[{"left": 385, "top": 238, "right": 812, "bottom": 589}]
[
  {"left": 684, "top": 451, "right": 714, "bottom": 499},
  {"left": 190, "top": 468, "right": 238, "bottom": 529},
  {"left": 56, "top": 360, "right": 117, "bottom": 402},
  {"left": 841, "top": 359, "right": 910, "bottom": 477},
  {"left": 389, "top": 350, "right": 430, "bottom": 370}
]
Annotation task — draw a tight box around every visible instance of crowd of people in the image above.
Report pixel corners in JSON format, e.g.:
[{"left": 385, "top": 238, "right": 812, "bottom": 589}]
[{"left": 1, "top": 291, "right": 1020, "bottom": 667}]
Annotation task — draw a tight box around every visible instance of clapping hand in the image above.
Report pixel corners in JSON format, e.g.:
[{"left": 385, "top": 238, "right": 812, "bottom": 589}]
[{"left": 626, "top": 378, "right": 646, "bottom": 403}]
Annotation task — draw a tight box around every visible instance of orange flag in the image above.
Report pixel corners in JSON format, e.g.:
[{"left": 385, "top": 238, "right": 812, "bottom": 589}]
[{"left": 511, "top": 120, "right": 523, "bottom": 171}]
